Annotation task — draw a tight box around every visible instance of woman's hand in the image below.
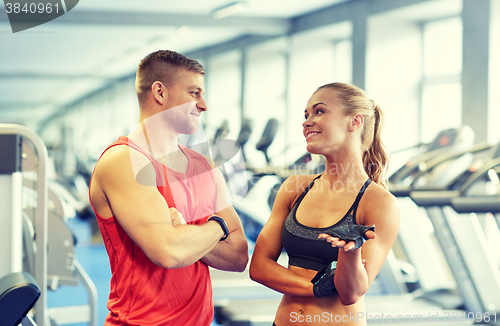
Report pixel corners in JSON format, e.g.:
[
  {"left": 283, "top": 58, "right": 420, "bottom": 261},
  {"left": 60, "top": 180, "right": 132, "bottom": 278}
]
[{"left": 318, "top": 225, "right": 376, "bottom": 251}]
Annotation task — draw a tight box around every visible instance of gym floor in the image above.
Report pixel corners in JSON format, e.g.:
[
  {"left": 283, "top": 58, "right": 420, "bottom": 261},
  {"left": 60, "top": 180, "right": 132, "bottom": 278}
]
[{"left": 49, "top": 216, "right": 223, "bottom": 326}]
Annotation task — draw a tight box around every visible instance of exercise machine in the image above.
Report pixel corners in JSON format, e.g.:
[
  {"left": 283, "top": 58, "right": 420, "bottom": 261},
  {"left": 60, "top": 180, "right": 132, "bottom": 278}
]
[
  {"left": 0, "top": 272, "right": 41, "bottom": 326},
  {"left": 388, "top": 126, "right": 486, "bottom": 308},
  {"left": 0, "top": 125, "right": 49, "bottom": 326},
  {"left": 0, "top": 124, "right": 98, "bottom": 326},
  {"left": 410, "top": 140, "right": 500, "bottom": 322}
]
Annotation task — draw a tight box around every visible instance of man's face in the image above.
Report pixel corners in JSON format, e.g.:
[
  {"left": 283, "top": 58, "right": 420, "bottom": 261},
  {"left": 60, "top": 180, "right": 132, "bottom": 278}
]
[{"left": 163, "top": 70, "right": 207, "bottom": 135}]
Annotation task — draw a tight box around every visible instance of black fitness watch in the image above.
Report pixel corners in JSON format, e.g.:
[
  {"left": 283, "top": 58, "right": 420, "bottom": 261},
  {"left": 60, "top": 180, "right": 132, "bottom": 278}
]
[{"left": 207, "top": 215, "right": 229, "bottom": 241}]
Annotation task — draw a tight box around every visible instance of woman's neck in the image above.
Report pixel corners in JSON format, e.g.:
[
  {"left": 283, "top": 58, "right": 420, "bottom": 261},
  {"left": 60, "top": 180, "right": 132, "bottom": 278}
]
[{"left": 320, "top": 149, "right": 368, "bottom": 191}]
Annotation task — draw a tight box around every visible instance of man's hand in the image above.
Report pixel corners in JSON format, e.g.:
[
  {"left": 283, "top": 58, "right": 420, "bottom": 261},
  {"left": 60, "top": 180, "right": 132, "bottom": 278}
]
[{"left": 170, "top": 207, "right": 186, "bottom": 226}]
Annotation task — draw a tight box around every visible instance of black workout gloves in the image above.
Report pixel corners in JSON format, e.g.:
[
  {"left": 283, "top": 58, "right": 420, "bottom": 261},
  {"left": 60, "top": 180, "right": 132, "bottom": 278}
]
[
  {"left": 323, "top": 224, "right": 375, "bottom": 250},
  {"left": 311, "top": 224, "right": 375, "bottom": 298},
  {"left": 312, "top": 261, "right": 337, "bottom": 298}
]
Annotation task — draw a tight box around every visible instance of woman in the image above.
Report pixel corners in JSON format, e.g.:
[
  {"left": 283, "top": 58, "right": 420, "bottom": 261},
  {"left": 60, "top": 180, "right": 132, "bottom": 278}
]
[{"left": 249, "top": 82, "right": 400, "bottom": 325}]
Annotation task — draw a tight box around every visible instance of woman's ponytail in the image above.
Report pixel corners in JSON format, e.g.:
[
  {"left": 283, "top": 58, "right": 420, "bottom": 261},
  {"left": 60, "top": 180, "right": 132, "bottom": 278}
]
[{"left": 363, "top": 102, "right": 389, "bottom": 187}]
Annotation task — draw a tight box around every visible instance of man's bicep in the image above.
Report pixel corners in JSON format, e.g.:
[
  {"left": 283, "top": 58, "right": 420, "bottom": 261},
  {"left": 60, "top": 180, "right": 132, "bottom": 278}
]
[
  {"left": 108, "top": 176, "right": 172, "bottom": 231},
  {"left": 100, "top": 151, "right": 173, "bottom": 250}
]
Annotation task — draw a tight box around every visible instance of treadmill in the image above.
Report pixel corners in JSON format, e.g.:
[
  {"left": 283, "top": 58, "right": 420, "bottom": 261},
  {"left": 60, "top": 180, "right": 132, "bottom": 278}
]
[
  {"left": 409, "top": 139, "right": 500, "bottom": 325},
  {"left": 451, "top": 147, "right": 500, "bottom": 228},
  {"left": 388, "top": 126, "right": 492, "bottom": 308}
]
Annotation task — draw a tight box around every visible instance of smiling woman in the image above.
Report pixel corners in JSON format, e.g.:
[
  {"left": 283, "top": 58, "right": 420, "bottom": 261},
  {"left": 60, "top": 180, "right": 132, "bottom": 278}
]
[
  {"left": 307, "top": 83, "right": 389, "bottom": 185},
  {"left": 249, "top": 82, "right": 400, "bottom": 326}
]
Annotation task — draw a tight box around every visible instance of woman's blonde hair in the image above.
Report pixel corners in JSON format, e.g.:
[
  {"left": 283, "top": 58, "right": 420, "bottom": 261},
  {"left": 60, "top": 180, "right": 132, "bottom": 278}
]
[{"left": 316, "top": 82, "right": 389, "bottom": 187}]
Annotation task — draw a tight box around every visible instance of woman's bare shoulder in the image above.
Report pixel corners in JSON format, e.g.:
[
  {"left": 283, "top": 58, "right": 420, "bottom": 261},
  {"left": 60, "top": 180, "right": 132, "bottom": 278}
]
[
  {"left": 359, "top": 181, "right": 400, "bottom": 225},
  {"left": 279, "top": 174, "right": 321, "bottom": 209}
]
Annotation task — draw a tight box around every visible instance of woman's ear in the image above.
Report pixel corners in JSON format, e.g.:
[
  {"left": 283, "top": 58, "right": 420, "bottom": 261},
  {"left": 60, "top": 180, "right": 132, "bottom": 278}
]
[
  {"left": 151, "top": 81, "right": 167, "bottom": 105},
  {"left": 349, "top": 114, "right": 364, "bottom": 132}
]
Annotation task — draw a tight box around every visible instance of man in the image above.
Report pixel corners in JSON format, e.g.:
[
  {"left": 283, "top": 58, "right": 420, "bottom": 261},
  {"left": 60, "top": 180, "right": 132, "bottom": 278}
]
[{"left": 89, "top": 50, "right": 248, "bottom": 325}]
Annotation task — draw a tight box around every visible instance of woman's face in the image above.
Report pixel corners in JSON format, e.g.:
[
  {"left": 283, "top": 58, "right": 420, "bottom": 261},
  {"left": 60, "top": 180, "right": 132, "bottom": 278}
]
[{"left": 302, "top": 88, "right": 351, "bottom": 155}]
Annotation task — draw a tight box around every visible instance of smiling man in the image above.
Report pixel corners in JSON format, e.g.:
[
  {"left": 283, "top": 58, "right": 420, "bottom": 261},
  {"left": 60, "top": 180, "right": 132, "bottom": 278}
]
[{"left": 89, "top": 50, "right": 248, "bottom": 326}]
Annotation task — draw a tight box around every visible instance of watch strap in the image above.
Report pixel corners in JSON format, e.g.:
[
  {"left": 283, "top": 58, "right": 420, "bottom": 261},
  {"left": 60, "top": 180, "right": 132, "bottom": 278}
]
[{"left": 207, "top": 215, "right": 229, "bottom": 241}]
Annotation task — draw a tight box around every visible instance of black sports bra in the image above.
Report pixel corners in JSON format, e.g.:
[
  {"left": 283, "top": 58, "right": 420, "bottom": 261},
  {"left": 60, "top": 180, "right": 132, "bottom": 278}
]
[{"left": 281, "top": 175, "right": 372, "bottom": 271}]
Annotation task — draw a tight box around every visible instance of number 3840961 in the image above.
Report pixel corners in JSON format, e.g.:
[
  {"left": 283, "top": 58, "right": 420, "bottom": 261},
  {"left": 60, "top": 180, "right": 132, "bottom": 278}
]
[{"left": 5, "top": 3, "right": 60, "bottom": 14}]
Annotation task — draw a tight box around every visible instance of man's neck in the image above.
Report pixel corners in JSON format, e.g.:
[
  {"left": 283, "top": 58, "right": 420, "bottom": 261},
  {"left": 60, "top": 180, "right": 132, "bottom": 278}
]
[{"left": 128, "top": 117, "right": 179, "bottom": 161}]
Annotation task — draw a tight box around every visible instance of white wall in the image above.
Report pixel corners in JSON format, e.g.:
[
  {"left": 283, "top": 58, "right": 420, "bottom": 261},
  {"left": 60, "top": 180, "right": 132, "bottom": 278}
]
[
  {"left": 366, "top": 15, "right": 422, "bottom": 152},
  {"left": 489, "top": 0, "right": 500, "bottom": 144},
  {"left": 41, "top": 78, "right": 139, "bottom": 173},
  {"left": 205, "top": 50, "right": 242, "bottom": 142},
  {"left": 243, "top": 38, "right": 287, "bottom": 166}
]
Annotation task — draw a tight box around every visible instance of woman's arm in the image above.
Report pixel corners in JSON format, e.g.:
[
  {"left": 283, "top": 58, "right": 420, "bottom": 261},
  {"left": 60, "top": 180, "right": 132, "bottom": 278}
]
[
  {"left": 249, "top": 175, "right": 316, "bottom": 296},
  {"left": 322, "top": 188, "right": 400, "bottom": 305}
]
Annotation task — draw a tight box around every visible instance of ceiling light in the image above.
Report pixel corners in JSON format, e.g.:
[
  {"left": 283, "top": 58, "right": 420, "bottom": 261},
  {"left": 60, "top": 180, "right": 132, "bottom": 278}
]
[
  {"left": 177, "top": 26, "right": 191, "bottom": 36},
  {"left": 212, "top": 1, "right": 247, "bottom": 19}
]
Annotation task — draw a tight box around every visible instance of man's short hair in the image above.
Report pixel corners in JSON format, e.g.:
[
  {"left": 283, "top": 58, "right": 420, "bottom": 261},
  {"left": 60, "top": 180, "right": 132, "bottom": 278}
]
[{"left": 135, "top": 50, "right": 205, "bottom": 105}]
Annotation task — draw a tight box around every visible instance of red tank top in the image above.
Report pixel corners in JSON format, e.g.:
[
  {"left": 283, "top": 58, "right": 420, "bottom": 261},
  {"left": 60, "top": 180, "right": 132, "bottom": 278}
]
[{"left": 89, "top": 137, "right": 216, "bottom": 326}]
